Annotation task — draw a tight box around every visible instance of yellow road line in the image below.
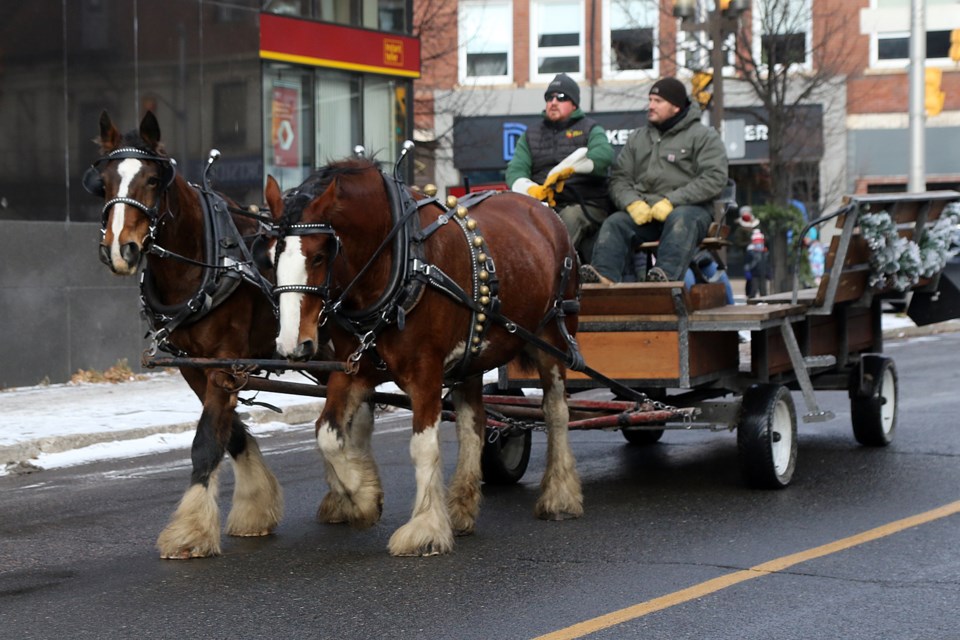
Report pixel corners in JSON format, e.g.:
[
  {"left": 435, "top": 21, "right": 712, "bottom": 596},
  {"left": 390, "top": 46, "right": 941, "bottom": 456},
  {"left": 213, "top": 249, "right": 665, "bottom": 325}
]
[{"left": 535, "top": 499, "right": 960, "bottom": 640}]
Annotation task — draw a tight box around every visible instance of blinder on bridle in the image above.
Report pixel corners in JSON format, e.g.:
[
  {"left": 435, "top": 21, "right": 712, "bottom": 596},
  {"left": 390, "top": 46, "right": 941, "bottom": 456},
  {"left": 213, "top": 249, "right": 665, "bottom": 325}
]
[
  {"left": 269, "top": 220, "right": 342, "bottom": 302},
  {"left": 83, "top": 147, "right": 178, "bottom": 229}
]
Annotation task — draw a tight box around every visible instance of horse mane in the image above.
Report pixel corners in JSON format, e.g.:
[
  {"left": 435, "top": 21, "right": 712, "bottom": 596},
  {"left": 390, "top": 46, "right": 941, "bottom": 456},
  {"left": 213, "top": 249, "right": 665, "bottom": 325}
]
[{"left": 281, "top": 157, "right": 382, "bottom": 224}]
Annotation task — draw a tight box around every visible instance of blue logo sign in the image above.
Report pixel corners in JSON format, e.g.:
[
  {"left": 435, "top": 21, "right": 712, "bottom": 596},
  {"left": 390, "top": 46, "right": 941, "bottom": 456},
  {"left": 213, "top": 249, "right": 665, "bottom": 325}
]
[{"left": 502, "top": 122, "right": 528, "bottom": 162}]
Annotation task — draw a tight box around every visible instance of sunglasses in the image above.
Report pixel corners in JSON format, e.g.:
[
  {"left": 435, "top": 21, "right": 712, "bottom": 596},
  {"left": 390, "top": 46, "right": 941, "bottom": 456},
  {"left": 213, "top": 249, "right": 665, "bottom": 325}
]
[{"left": 545, "top": 92, "right": 572, "bottom": 103}]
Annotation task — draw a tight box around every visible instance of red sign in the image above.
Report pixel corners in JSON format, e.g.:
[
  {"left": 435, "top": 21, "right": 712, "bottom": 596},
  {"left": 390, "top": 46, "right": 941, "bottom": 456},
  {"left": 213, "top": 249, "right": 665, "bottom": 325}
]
[
  {"left": 271, "top": 84, "right": 300, "bottom": 168},
  {"left": 260, "top": 13, "right": 421, "bottom": 78}
]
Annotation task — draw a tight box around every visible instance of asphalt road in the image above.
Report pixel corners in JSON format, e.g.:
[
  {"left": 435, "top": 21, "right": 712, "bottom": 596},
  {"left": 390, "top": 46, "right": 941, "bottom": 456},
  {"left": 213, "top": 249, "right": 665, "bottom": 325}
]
[{"left": 1, "top": 333, "right": 959, "bottom": 639}]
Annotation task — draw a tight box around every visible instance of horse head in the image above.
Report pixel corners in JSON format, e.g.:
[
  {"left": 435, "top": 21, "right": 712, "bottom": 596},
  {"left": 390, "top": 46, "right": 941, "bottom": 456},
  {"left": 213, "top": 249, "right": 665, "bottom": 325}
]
[
  {"left": 87, "top": 110, "right": 178, "bottom": 275},
  {"left": 264, "top": 160, "right": 390, "bottom": 361}
]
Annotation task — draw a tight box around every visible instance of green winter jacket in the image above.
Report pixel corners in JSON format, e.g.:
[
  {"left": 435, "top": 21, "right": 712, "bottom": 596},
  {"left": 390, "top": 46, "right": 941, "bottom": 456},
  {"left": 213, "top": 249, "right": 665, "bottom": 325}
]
[
  {"left": 505, "top": 109, "right": 613, "bottom": 189},
  {"left": 609, "top": 102, "right": 728, "bottom": 211}
]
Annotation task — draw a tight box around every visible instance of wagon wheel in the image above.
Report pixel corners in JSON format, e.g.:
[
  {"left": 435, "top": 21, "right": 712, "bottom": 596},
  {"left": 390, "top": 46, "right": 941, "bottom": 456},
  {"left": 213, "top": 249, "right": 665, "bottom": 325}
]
[
  {"left": 849, "top": 355, "right": 898, "bottom": 447},
  {"left": 621, "top": 427, "right": 665, "bottom": 445},
  {"left": 737, "top": 384, "right": 797, "bottom": 489},
  {"left": 620, "top": 388, "right": 665, "bottom": 445},
  {"left": 481, "top": 384, "right": 532, "bottom": 485}
]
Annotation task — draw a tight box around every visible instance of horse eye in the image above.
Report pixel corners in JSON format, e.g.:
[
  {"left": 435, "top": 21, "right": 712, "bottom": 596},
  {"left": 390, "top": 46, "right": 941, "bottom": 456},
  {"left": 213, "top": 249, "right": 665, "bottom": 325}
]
[
  {"left": 311, "top": 254, "right": 325, "bottom": 268},
  {"left": 147, "top": 176, "right": 160, "bottom": 187}
]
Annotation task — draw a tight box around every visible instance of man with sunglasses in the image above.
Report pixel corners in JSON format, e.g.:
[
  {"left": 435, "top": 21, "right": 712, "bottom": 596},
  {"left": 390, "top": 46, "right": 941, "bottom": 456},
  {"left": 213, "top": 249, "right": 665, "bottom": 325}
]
[
  {"left": 580, "top": 77, "right": 728, "bottom": 284},
  {"left": 506, "top": 73, "right": 614, "bottom": 262}
]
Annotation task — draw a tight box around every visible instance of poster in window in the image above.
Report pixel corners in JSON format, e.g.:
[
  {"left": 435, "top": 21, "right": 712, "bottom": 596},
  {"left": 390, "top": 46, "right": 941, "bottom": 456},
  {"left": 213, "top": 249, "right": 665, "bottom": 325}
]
[{"left": 271, "top": 83, "right": 301, "bottom": 168}]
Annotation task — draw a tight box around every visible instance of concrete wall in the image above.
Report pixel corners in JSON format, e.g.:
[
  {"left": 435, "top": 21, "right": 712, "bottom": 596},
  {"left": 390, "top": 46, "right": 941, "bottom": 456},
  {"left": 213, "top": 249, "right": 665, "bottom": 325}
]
[{"left": 0, "top": 221, "right": 144, "bottom": 388}]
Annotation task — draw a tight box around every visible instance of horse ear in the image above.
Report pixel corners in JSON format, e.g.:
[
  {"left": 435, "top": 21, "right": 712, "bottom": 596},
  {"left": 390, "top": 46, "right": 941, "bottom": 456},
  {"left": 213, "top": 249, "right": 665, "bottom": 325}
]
[
  {"left": 139, "top": 110, "right": 162, "bottom": 149},
  {"left": 264, "top": 175, "right": 283, "bottom": 221},
  {"left": 97, "top": 110, "right": 122, "bottom": 152}
]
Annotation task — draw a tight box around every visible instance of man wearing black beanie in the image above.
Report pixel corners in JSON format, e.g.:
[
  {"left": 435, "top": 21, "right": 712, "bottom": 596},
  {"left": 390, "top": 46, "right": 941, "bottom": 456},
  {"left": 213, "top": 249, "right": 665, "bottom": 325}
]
[
  {"left": 580, "top": 76, "right": 728, "bottom": 284},
  {"left": 507, "top": 73, "right": 614, "bottom": 262}
]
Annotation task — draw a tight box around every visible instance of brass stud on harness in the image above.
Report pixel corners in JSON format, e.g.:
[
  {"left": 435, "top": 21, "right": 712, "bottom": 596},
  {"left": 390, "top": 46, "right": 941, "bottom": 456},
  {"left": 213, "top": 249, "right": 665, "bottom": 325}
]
[
  {"left": 470, "top": 346, "right": 480, "bottom": 354},
  {"left": 473, "top": 236, "right": 484, "bottom": 247},
  {"left": 466, "top": 219, "right": 477, "bottom": 231},
  {"left": 475, "top": 324, "right": 484, "bottom": 333},
  {"left": 472, "top": 336, "right": 481, "bottom": 345},
  {"left": 444, "top": 193, "right": 457, "bottom": 207},
  {"left": 456, "top": 205, "right": 468, "bottom": 219},
  {"left": 479, "top": 269, "right": 489, "bottom": 281},
  {"left": 477, "top": 312, "right": 487, "bottom": 323},
  {"left": 479, "top": 295, "right": 490, "bottom": 306},
  {"left": 423, "top": 184, "right": 437, "bottom": 197},
  {"left": 478, "top": 252, "right": 487, "bottom": 262},
  {"left": 479, "top": 285, "right": 490, "bottom": 296}
]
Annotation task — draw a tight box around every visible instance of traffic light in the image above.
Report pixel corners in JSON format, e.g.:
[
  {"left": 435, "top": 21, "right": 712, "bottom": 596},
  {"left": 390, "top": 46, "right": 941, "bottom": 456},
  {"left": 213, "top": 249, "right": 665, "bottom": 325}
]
[
  {"left": 720, "top": 0, "right": 750, "bottom": 15},
  {"left": 950, "top": 28, "right": 960, "bottom": 63},
  {"left": 925, "top": 68, "right": 945, "bottom": 116},
  {"left": 691, "top": 71, "right": 713, "bottom": 109}
]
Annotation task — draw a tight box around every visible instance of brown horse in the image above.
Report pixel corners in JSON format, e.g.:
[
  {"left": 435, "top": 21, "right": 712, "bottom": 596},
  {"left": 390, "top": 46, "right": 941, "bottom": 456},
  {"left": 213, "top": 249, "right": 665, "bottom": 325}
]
[
  {"left": 263, "top": 157, "right": 583, "bottom": 556},
  {"left": 87, "top": 111, "right": 281, "bottom": 558}
]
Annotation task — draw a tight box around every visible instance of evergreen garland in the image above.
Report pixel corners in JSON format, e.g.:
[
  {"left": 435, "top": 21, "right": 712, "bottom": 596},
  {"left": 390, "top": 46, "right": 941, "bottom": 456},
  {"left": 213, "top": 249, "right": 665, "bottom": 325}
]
[{"left": 859, "top": 203, "right": 960, "bottom": 292}]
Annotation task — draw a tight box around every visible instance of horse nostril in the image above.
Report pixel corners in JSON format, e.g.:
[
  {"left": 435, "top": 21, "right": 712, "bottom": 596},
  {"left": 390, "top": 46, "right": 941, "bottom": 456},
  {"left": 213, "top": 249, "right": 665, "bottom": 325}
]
[
  {"left": 119, "top": 242, "right": 141, "bottom": 267},
  {"left": 98, "top": 244, "right": 111, "bottom": 267},
  {"left": 291, "top": 339, "right": 315, "bottom": 362}
]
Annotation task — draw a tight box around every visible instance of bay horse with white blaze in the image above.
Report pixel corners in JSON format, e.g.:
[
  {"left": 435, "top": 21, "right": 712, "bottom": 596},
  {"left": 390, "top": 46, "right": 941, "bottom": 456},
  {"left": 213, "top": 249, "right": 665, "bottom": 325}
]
[
  {"left": 263, "top": 155, "right": 584, "bottom": 556},
  {"left": 87, "top": 111, "right": 281, "bottom": 559}
]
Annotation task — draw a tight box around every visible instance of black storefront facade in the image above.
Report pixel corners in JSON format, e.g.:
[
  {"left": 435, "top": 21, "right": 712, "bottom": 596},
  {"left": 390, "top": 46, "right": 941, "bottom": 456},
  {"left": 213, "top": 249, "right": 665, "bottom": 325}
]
[{"left": 0, "top": 1, "right": 417, "bottom": 387}]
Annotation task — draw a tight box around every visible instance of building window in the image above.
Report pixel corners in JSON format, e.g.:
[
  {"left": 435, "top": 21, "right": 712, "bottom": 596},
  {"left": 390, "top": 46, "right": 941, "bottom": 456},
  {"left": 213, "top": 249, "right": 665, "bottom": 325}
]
[
  {"left": 866, "top": 0, "right": 960, "bottom": 68},
  {"left": 603, "top": 0, "right": 657, "bottom": 77},
  {"left": 754, "top": 0, "right": 811, "bottom": 69},
  {"left": 531, "top": 0, "right": 584, "bottom": 80},
  {"left": 459, "top": 0, "right": 512, "bottom": 83}
]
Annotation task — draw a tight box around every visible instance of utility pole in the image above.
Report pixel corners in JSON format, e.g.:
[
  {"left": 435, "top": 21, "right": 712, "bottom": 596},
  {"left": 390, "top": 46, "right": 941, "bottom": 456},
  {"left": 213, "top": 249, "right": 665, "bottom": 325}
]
[
  {"left": 675, "top": 0, "right": 750, "bottom": 134},
  {"left": 907, "top": 0, "right": 925, "bottom": 193}
]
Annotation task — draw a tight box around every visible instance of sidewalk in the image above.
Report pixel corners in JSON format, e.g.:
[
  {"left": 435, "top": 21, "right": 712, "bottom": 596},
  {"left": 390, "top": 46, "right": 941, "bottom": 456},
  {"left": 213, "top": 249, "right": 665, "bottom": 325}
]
[{"left": 2, "top": 314, "right": 958, "bottom": 476}]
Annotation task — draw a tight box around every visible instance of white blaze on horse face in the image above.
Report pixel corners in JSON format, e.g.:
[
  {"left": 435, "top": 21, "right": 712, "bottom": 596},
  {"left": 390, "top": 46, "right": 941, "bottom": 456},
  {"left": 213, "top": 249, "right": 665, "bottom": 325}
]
[
  {"left": 274, "top": 235, "right": 308, "bottom": 356},
  {"left": 109, "top": 159, "right": 144, "bottom": 256}
]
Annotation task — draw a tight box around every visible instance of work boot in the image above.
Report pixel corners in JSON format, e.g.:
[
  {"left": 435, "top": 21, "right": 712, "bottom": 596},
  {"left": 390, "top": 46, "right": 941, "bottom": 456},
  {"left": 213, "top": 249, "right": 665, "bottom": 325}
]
[
  {"left": 645, "top": 266, "right": 669, "bottom": 282},
  {"left": 579, "top": 264, "right": 614, "bottom": 286}
]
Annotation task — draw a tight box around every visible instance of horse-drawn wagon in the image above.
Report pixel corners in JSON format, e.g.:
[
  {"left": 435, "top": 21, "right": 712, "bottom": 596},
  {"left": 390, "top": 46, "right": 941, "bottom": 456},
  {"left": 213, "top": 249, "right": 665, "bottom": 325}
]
[
  {"left": 491, "top": 189, "right": 960, "bottom": 488},
  {"left": 86, "top": 110, "right": 959, "bottom": 558}
]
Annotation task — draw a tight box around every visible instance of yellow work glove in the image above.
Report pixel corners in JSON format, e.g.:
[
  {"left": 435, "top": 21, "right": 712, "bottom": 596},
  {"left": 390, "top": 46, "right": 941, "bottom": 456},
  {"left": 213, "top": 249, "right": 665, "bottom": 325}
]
[
  {"left": 543, "top": 167, "right": 575, "bottom": 190},
  {"left": 651, "top": 198, "right": 674, "bottom": 222},
  {"left": 527, "top": 184, "right": 557, "bottom": 207},
  {"left": 626, "top": 200, "right": 652, "bottom": 226}
]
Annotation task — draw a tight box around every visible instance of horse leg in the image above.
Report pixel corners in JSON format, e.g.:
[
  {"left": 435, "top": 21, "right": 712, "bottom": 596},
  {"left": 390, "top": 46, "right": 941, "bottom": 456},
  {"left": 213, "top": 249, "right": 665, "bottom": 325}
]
[
  {"left": 316, "top": 379, "right": 383, "bottom": 529},
  {"left": 447, "top": 376, "right": 485, "bottom": 536},
  {"left": 225, "top": 415, "right": 283, "bottom": 537},
  {"left": 316, "top": 399, "right": 379, "bottom": 525},
  {"left": 532, "top": 354, "right": 583, "bottom": 520},
  {"left": 388, "top": 384, "right": 454, "bottom": 557},
  {"left": 156, "top": 376, "right": 235, "bottom": 559}
]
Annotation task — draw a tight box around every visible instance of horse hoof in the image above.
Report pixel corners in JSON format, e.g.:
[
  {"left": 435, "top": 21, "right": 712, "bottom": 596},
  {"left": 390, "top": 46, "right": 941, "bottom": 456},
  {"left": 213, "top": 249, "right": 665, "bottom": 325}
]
[
  {"left": 160, "top": 547, "right": 215, "bottom": 560},
  {"left": 228, "top": 529, "right": 271, "bottom": 537}
]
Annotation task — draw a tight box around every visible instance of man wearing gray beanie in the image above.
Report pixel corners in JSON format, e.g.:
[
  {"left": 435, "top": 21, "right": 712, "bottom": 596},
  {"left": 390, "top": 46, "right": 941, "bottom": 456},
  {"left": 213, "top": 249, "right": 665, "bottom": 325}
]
[
  {"left": 580, "top": 76, "right": 728, "bottom": 284},
  {"left": 506, "top": 73, "right": 614, "bottom": 262}
]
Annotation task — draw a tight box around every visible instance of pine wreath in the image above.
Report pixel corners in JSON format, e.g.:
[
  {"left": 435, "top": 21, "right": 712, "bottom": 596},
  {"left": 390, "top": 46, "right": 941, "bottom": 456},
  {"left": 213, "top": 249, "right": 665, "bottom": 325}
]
[{"left": 859, "top": 204, "right": 960, "bottom": 292}]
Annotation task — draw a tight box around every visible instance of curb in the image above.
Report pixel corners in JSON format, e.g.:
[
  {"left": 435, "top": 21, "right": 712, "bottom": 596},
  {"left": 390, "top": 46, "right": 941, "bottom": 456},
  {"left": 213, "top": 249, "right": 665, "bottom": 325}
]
[{"left": 0, "top": 399, "right": 324, "bottom": 469}]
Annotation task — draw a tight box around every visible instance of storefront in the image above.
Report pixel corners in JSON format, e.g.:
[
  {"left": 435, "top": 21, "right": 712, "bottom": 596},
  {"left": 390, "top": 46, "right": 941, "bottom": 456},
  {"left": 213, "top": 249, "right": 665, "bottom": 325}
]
[{"left": 0, "top": 1, "right": 418, "bottom": 387}]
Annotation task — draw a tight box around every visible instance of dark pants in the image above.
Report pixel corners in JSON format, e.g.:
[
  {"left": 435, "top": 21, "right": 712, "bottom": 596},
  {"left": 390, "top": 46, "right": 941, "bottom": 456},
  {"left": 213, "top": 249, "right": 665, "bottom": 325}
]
[{"left": 591, "top": 204, "right": 713, "bottom": 282}]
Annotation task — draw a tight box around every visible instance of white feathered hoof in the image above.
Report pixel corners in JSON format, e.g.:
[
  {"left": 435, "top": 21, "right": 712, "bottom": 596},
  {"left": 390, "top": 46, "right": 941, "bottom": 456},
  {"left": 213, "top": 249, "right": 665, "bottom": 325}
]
[{"left": 387, "top": 516, "right": 454, "bottom": 557}]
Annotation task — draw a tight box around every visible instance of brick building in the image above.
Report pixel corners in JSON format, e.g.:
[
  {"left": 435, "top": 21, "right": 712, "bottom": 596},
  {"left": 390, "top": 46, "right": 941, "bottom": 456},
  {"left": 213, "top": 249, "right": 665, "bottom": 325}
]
[{"left": 412, "top": 0, "right": 960, "bottom": 210}]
